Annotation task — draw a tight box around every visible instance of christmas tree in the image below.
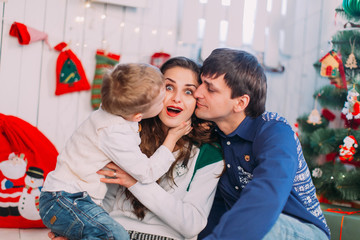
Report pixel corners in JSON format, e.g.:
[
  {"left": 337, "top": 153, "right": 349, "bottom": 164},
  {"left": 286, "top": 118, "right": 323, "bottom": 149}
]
[{"left": 297, "top": 0, "right": 360, "bottom": 205}]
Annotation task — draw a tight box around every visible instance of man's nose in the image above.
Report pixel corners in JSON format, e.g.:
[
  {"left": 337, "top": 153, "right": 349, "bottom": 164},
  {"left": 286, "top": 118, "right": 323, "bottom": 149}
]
[{"left": 194, "top": 84, "right": 203, "bottom": 98}]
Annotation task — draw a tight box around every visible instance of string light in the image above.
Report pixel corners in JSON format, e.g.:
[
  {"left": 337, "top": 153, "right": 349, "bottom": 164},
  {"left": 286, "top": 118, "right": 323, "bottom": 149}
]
[
  {"left": 221, "top": 0, "right": 231, "bottom": 6},
  {"left": 134, "top": 27, "right": 140, "bottom": 33},
  {"left": 152, "top": 29, "right": 157, "bottom": 35},
  {"left": 120, "top": 22, "right": 125, "bottom": 28},
  {"left": 85, "top": 0, "right": 91, "bottom": 8},
  {"left": 101, "top": 14, "right": 107, "bottom": 20},
  {"left": 75, "top": 16, "right": 85, "bottom": 23}
]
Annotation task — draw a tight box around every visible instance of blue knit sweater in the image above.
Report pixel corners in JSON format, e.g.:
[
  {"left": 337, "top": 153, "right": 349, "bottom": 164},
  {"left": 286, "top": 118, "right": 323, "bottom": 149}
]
[{"left": 204, "top": 112, "right": 330, "bottom": 240}]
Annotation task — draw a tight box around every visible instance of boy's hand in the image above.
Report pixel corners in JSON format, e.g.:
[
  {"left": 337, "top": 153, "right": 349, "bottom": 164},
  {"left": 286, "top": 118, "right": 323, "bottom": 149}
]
[
  {"left": 162, "top": 120, "right": 192, "bottom": 152},
  {"left": 167, "top": 119, "right": 192, "bottom": 140}
]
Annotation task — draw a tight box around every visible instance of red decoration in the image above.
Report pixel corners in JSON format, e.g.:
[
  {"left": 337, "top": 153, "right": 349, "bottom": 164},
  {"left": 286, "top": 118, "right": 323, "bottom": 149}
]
[
  {"left": 319, "top": 50, "right": 347, "bottom": 90},
  {"left": 0, "top": 114, "right": 58, "bottom": 228},
  {"left": 322, "top": 108, "right": 336, "bottom": 121},
  {"left": 326, "top": 152, "right": 338, "bottom": 162},
  {"left": 54, "top": 42, "right": 90, "bottom": 96},
  {"left": 341, "top": 113, "right": 360, "bottom": 129},
  {"left": 9, "top": 22, "right": 51, "bottom": 48},
  {"left": 339, "top": 135, "right": 358, "bottom": 161},
  {"left": 150, "top": 52, "right": 170, "bottom": 68}
]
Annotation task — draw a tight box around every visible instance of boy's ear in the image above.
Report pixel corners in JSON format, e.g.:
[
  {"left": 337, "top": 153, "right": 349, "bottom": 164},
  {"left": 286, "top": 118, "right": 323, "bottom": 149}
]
[
  {"left": 132, "top": 113, "right": 143, "bottom": 122},
  {"left": 234, "top": 94, "right": 250, "bottom": 113}
]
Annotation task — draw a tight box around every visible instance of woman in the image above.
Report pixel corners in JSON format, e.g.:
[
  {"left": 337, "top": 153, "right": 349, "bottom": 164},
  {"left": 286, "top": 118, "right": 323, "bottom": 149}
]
[{"left": 50, "top": 57, "right": 224, "bottom": 240}]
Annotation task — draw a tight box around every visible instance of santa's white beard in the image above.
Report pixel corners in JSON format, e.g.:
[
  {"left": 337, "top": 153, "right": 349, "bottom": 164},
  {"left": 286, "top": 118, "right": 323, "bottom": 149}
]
[{"left": 0, "top": 160, "right": 27, "bottom": 179}]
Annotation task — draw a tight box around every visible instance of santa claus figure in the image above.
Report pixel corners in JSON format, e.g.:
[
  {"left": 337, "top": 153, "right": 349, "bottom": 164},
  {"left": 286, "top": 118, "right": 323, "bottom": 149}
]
[
  {"left": 339, "top": 135, "right": 358, "bottom": 161},
  {"left": 342, "top": 88, "right": 360, "bottom": 120},
  {"left": 0, "top": 153, "right": 27, "bottom": 216}
]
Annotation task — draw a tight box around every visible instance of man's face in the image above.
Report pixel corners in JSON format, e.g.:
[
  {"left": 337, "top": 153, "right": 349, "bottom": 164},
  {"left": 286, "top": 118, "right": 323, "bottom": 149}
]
[{"left": 194, "top": 74, "right": 236, "bottom": 124}]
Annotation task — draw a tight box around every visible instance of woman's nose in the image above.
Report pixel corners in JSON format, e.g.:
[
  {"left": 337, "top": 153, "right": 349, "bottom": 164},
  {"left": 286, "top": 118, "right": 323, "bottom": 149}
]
[{"left": 173, "top": 91, "right": 181, "bottom": 102}]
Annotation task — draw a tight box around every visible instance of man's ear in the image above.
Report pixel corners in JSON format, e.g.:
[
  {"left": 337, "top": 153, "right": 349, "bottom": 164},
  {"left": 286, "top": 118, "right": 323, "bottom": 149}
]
[
  {"left": 132, "top": 113, "right": 143, "bottom": 122},
  {"left": 234, "top": 95, "right": 250, "bottom": 113}
]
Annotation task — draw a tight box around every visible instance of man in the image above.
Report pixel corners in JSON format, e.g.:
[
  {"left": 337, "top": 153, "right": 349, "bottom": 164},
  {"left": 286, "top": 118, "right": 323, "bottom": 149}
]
[{"left": 194, "top": 48, "right": 330, "bottom": 240}]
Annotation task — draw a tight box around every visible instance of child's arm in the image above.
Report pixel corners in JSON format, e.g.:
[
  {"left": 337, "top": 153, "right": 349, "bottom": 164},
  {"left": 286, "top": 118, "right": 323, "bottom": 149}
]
[
  {"left": 98, "top": 120, "right": 192, "bottom": 184},
  {"left": 162, "top": 120, "right": 192, "bottom": 152}
]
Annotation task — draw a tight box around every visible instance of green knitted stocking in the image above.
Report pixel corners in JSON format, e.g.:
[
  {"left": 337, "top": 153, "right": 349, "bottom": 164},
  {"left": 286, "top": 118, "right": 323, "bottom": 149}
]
[{"left": 91, "top": 50, "right": 120, "bottom": 110}]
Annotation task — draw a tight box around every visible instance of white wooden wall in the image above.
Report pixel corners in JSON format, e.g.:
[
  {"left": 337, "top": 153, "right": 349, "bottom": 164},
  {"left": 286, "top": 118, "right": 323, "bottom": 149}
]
[{"left": 0, "top": 0, "right": 343, "bottom": 152}]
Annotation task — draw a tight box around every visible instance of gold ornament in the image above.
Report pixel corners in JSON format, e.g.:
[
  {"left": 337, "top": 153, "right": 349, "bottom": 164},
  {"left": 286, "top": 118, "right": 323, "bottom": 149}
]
[{"left": 345, "top": 38, "right": 358, "bottom": 69}]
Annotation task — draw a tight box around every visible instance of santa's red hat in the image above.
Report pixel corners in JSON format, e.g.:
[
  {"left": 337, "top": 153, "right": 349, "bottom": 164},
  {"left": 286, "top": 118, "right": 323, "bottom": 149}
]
[
  {"left": 347, "top": 135, "right": 358, "bottom": 148},
  {"left": 9, "top": 22, "right": 51, "bottom": 48}
]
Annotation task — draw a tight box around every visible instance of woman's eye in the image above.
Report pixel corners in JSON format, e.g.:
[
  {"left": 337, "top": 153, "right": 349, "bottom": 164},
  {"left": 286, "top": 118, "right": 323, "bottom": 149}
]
[
  {"left": 166, "top": 85, "right": 173, "bottom": 91},
  {"left": 185, "top": 89, "right": 193, "bottom": 95}
]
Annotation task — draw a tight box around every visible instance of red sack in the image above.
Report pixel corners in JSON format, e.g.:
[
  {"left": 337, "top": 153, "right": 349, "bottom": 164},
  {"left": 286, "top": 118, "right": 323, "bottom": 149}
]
[{"left": 0, "top": 114, "right": 58, "bottom": 228}]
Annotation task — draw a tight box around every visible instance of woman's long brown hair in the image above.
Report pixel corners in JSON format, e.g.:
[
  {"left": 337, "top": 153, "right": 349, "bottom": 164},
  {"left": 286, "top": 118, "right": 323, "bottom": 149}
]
[{"left": 124, "top": 57, "right": 218, "bottom": 219}]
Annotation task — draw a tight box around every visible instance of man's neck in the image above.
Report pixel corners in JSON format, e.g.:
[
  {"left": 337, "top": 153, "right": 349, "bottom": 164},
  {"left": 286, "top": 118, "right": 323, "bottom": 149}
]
[{"left": 215, "top": 112, "right": 246, "bottom": 135}]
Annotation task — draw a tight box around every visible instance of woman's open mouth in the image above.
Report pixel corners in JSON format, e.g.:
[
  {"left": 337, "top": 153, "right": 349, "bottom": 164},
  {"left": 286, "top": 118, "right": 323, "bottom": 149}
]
[{"left": 166, "top": 106, "right": 183, "bottom": 117}]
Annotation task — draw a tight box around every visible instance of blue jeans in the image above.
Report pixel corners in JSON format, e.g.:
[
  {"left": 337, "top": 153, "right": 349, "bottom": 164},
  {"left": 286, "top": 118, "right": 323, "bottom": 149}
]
[
  {"left": 39, "top": 191, "right": 129, "bottom": 240},
  {"left": 263, "top": 213, "right": 328, "bottom": 240}
]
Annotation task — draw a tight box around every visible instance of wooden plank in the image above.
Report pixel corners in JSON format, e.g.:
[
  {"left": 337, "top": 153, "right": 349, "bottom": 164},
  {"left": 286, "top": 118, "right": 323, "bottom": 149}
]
[
  {"left": 0, "top": 2, "right": 3, "bottom": 68},
  {"left": 76, "top": 2, "right": 104, "bottom": 126},
  {"left": 103, "top": 4, "right": 125, "bottom": 56},
  {"left": 264, "top": 0, "right": 282, "bottom": 68},
  {"left": 226, "top": 0, "right": 245, "bottom": 48},
  {"left": 0, "top": 228, "right": 20, "bottom": 240},
  {"left": 179, "top": 0, "right": 201, "bottom": 45},
  {"left": 282, "top": 0, "right": 296, "bottom": 56},
  {"left": 0, "top": 0, "right": 26, "bottom": 116},
  {"left": 16, "top": 0, "right": 47, "bottom": 126},
  {"left": 201, "top": 0, "right": 222, "bottom": 60},
  {"left": 158, "top": 0, "right": 177, "bottom": 54},
  {"left": 120, "top": 7, "right": 143, "bottom": 62},
  {"left": 19, "top": 228, "right": 49, "bottom": 240},
  {"left": 252, "top": 0, "right": 267, "bottom": 52}
]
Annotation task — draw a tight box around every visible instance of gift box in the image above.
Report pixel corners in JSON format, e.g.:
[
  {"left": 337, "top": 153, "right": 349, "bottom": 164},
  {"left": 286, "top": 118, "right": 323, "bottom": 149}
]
[{"left": 321, "top": 203, "right": 360, "bottom": 240}]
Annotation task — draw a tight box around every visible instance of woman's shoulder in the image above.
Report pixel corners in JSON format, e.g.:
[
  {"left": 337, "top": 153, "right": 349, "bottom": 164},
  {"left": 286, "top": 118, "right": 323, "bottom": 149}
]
[{"left": 195, "top": 143, "right": 223, "bottom": 169}]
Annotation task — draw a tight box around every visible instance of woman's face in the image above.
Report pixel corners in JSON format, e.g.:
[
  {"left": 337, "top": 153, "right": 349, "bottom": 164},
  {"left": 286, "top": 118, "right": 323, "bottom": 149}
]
[{"left": 158, "top": 66, "right": 199, "bottom": 129}]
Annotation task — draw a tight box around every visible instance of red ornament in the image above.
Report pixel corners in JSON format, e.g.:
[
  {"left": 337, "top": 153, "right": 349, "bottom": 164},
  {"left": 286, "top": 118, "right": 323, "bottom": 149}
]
[
  {"left": 321, "top": 108, "right": 336, "bottom": 121},
  {"left": 150, "top": 52, "right": 170, "bottom": 68},
  {"left": 339, "top": 135, "right": 358, "bottom": 161}
]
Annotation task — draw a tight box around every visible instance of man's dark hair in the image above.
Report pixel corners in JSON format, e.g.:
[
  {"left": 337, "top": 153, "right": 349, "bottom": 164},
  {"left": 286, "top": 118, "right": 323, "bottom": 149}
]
[{"left": 201, "top": 48, "right": 267, "bottom": 117}]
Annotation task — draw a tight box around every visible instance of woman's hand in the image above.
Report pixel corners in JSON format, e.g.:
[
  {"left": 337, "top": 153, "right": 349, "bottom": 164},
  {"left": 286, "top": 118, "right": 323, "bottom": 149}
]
[
  {"left": 48, "top": 232, "right": 68, "bottom": 240},
  {"left": 97, "top": 162, "right": 137, "bottom": 188}
]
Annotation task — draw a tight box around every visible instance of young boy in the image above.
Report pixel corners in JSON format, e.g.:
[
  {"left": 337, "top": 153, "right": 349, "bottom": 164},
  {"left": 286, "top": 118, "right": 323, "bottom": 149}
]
[{"left": 39, "top": 63, "right": 191, "bottom": 240}]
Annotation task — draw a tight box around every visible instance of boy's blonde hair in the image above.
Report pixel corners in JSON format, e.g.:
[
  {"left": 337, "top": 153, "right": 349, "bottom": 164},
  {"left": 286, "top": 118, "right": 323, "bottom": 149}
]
[{"left": 101, "top": 63, "right": 164, "bottom": 116}]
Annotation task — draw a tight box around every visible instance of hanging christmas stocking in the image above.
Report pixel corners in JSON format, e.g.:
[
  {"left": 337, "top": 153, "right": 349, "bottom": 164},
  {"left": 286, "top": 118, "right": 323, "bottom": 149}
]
[
  {"left": 54, "top": 42, "right": 91, "bottom": 96},
  {"left": 9, "top": 22, "right": 51, "bottom": 48},
  {"left": 91, "top": 50, "right": 121, "bottom": 110}
]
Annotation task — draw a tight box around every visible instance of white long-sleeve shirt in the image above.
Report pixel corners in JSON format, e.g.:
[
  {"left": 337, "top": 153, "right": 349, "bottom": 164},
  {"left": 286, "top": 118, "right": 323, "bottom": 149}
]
[
  {"left": 42, "top": 108, "right": 175, "bottom": 201},
  {"left": 103, "top": 144, "right": 224, "bottom": 240}
]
